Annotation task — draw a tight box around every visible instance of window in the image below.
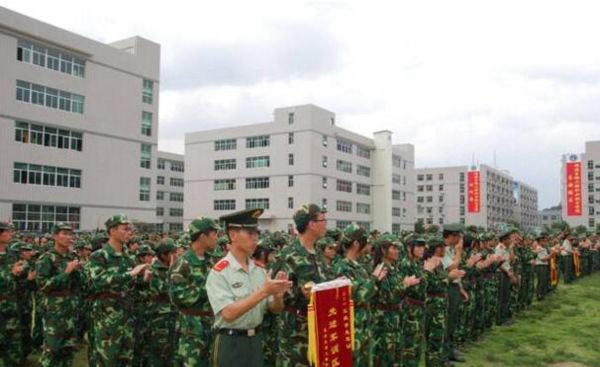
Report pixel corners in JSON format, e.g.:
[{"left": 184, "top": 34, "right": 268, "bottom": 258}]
[
  {"left": 356, "top": 145, "right": 371, "bottom": 159},
  {"left": 171, "top": 161, "right": 184, "bottom": 172},
  {"left": 288, "top": 132, "right": 294, "bottom": 144},
  {"left": 426, "top": 174, "right": 433, "bottom": 181},
  {"left": 439, "top": 195, "right": 444, "bottom": 202},
  {"left": 246, "top": 135, "right": 270, "bottom": 148},
  {"left": 141, "top": 111, "right": 152, "bottom": 136},
  {"left": 426, "top": 185, "right": 433, "bottom": 192},
  {"left": 246, "top": 198, "right": 269, "bottom": 210},
  {"left": 17, "top": 80, "right": 84, "bottom": 114},
  {"left": 288, "top": 153, "right": 294, "bottom": 166},
  {"left": 357, "top": 183, "right": 370, "bottom": 196},
  {"left": 139, "top": 177, "right": 151, "bottom": 201},
  {"left": 336, "top": 180, "right": 352, "bottom": 193},
  {"left": 357, "top": 165, "right": 371, "bottom": 178},
  {"left": 169, "top": 192, "right": 184, "bottom": 202},
  {"left": 392, "top": 190, "right": 401, "bottom": 200},
  {"left": 288, "top": 112, "right": 295, "bottom": 124},
  {"left": 588, "top": 160, "right": 594, "bottom": 170},
  {"left": 170, "top": 178, "right": 184, "bottom": 187},
  {"left": 156, "top": 191, "right": 165, "bottom": 200},
  {"left": 417, "top": 196, "right": 424, "bottom": 203},
  {"left": 143, "top": 79, "right": 153, "bottom": 104},
  {"left": 393, "top": 155, "right": 402, "bottom": 168},
  {"left": 417, "top": 185, "right": 424, "bottom": 192},
  {"left": 336, "top": 220, "right": 351, "bottom": 229},
  {"left": 439, "top": 184, "right": 444, "bottom": 191},
  {"left": 169, "top": 223, "right": 183, "bottom": 232},
  {"left": 215, "top": 139, "right": 237, "bottom": 151},
  {"left": 157, "top": 176, "right": 165, "bottom": 185},
  {"left": 392, "top": 207, "right": 401, "bottom": 217},
  {"left": 337, "top": 139, "right": 353, "bottom": 154},
  {"left": 141, "top": 144, "right": 152, "bottom": 169},
  {"left": 460, "top": 206, "right": 465, "bottom": 216},
  {"left": 439, "top": 173, "right": 444, "bottom": 180},
  {"left": 246, "top": 156, "right": 269, "bottom": 168},
  {"left": 288, "top": 197, "right": 294, "bottom": 209},
  {"left": 215, "top": 159, "right": 237, "bottom": 170},
  {"left": 17, "top": 40, "right": 85, "bottom": 78},
  {"left": 322, "top": 198, "right": 328, "bottom": 210},
  {"left": 12, "top": 203, "right": 80, "bottom": 232},
  {"left": 214, "top": 200, "right": 236, "bottom": 211},
  {"left": 322, "top": 177, "right": 328, "bottom": 189},
  {"left": 417, "top": 174, "right": 424, "bottom": 181},
  {"left": 322, "top": 156, "right": 328, "bottom": 168},
  {"left": 392, "top": 223, "right": 401, "bottom": 234},
  {"left": 157, "top": 159, "right": 166, "bottom": 170},
  {"left": 288, "top": 175, "right": 294, "bottom": 187},
  {"left": 14, "top": 121, "right": 82, "bottom": 151},
  {"left": 156, "top": 207, "right": 164, "bottom": 216},
  {"left": 356, "top": 203, "right": 370, "bottom": 214},
  {"left": 392, "top": 174, "right": 401, "bottom": 183},
  {"left": 459, "top": 172, "right": 465, "bottom": 182},
  {"left": 322, "top": 135, "right": 328, "bottom": 147},
  {"left": 246, "top": 177, "right": 270, "bottom": 189},
  {"left": 460, "top": 183, "right": 465, "bottom": 194},
  {"left": 336, "top": 160, "right": 352, "bottom": 173},
  {"left": 214, "top": 179, "right": 236, "bottom": 191},
  {"left": 169, "top": 208, "right": 184, "bottom": 217},
  {"left": 14, "top": 162, "right": 81, "bottom": 188},
  {"left": 336, "top": 200, "right": 352, "bottom": 212},
  {"left": 426, "top": 196, "right": 433, "bottom": 203}
]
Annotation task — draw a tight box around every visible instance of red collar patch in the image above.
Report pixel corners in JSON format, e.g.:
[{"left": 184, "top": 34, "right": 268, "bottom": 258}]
[{"left": 213, "top": 259, "right": 230, "bottom": 272}]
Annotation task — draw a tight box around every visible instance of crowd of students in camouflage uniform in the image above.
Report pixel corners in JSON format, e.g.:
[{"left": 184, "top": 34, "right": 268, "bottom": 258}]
[{"left": 1, "top": 206, "right": 599, "bottom": 367}]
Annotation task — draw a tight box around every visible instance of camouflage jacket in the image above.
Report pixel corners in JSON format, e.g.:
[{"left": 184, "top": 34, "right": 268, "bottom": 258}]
[
  {"left": 0, "top": 250, "right": 19, "bottom": 313},
  {"left": 35, "top": 248, "right": 82, "bottom": 295},
  {"left": 373, "top": 261, "right": 405, "bottom": 305},
  {"left": 399, "top": 258, "right": 427, "bottom": 301},
  {"left": 87, "top": 243, "right": 136, "bottom": 296},
  {"left": 332, "top": 257, "right": 377, "bottom": 305},
  {"left": 147, "top": 259, "right": 176, "bottom": 315},
  {"left": 168, "top": 248, "right": 212, "bottom": 312},
  {"left": 424, "top": 262, "right": 449, "bottom": 295}
]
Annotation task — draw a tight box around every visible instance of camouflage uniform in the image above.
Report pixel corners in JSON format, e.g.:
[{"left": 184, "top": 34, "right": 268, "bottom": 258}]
[
  {"left": 0, "top": 242, "right": 23, "bottom": 366},
  {"left": 169, "top": 248, "right": 214, "bottom": 367},
  {"left": 36, "top": 243, "right": 83, "bottom": 366},
  {"left": 131, "top": 245, "right": 154, "bottom": 367},
  {"left": 401, "top": 253, "right": 428, "bottom": 366},
  {"left": 424, "top": 261, "right": 449, "bottom": 367},
  {"left": 87, "top": 243, "right": 137, "bottom": 366}
]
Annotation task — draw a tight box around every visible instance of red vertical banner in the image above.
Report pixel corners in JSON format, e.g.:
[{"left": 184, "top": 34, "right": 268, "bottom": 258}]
[
  {"left": 308, "top": 280, "right": 354, "bottom": 367},
  {"left": 566, "top": 162, "right": 582, "bottom": 216},
  {"left": 467, "top": 171, "right": 481, "bottom": 213}
]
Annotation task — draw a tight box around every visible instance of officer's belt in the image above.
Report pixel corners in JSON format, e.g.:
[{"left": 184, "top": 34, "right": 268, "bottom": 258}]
[
  {"left": 151, "top": 294, "right": 170, "bottom": 304},
  {"left": 217, "top": 327, "right": 259, "bottom": 337},
  {"left": 0, "top": 294, "right": 17, "bottom": 301},
  {"left": 284, "top": 306, "right": 307, "bottom": 317},
  {"left": 376, "top": 303, "right": 402, "bottom": 311},
  {"left": 426, "top": 292, "right": 448, "bottom": 298},
  {"left": 179, "top": 308, "right": 213, "bottom": 317},
  {"left": 46, "top": 290, "right": 73, "bottom": 297},
  {"left": 404, "top": 297, "right": 425, "bottom": 306}
]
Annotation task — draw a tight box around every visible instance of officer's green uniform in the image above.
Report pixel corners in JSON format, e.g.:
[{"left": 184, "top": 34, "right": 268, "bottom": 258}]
[
  {"left": 207, "top": 208, "right": 273, "bottom": 367},
  {"left": 36, "top": 222, "right": 82, "bottom": 367},
  {"left": 169, "top": 217, "right": 221, "bottom": 367}
]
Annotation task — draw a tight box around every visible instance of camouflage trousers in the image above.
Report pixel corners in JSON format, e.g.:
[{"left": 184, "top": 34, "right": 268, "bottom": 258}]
[
  {"left": 145, "top": 311, "right": 177, "bottom": 367},
  {"left": 456, "top": 287, "right": 473, "bottom": 345},
  {"left": 0, "top": 302, "right": 22, "bottom": 367},
  {"left": 90, "top": 300, "right": 134, "bottom": 367},
  {"left": 472, "top": 281, "right": 487, "bottom": 338},
  {"left": 353, "top": 308, "right": 373, "bottom": 367},
  {"left": 496, "top": 273, "right": 511, "bottom": 325},
  {"left": 535, "top": 265, "right": 549, "bottom": 300},
  {"left": 401, "top": 301, "right": 424, "bottom": 367},
  {"left": 39, "top": 298, "right": 77, "bottom": 367},
  {"left": 373, "top": 308, "right": 403, "bottom": 367},
  {"left": 518, "top": 271, "right": 534, "bottom": 309},
  {"left": 276, "top": 312, "right": 311, "bottom": 367},
  {"left": 425, "top": 296, "right": 447, "bottom": 367},
  {"left": 175, "top": 313, "right": 212, "bottom": 367},
  {"left": 484, "top": 276, "right": 498, "bottom": 328}
]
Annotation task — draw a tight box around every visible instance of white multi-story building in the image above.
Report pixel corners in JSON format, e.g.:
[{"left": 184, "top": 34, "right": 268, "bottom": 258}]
[
  {"left": 155, "top": 151, "right": 184, "bottom": 232},
  {"left": 539, "top": 205, "right": 562, "bottom": 228},
  {"left": 415, "top": 164, "right": 539, "bottom": 231},
  {"left": 185, "top": 104, "right": 415, "bottom": 233},
  {"left": 0, "top": 6, "right": 160, "bottom": 231},
  {"left": 561, "top": 141, "right": 600, "bottom": 229}
]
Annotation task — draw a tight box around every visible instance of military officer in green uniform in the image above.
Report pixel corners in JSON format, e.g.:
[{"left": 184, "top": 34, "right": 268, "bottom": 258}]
[{"left": 207, "top": 208, "right": 292, "bottom": 367}]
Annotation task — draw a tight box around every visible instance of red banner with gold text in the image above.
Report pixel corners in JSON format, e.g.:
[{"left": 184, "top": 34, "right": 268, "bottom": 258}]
[
  {"left": 468, "top": 171, "right": 481, "bottom": 213},
  {"left": 566, "top": 162, "right": 582, "bottom": 216}
]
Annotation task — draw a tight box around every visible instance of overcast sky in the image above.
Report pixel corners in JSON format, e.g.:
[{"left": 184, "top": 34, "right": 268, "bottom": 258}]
[{"left": 4, "top": 0, "right": 600, "bottom": 209}]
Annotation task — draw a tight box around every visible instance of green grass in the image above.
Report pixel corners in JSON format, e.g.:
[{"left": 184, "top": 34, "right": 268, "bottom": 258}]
[{"left": 461, "top": 272, "right": 600, "bottom": 367}]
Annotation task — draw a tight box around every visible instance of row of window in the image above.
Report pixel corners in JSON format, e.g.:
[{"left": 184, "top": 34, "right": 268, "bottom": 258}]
[
  {"left": 417, "top": 184, "right": 445, "bottom": 192},
  {"left": 156, "top": 208, "right": 183, "bottom": 217},
  {"left": 417, "top": 173, "right": 445, "bottom": 181},
  {"left": 12, "top": 203, "right": 80, "bottom": 232},
  {"left": 213, "top": 198, "right": 270, "bottom": 211},
  {"left": 17, "top": 40, "right": 85, "bottom": 78},
  {"left": 157, "top": 159, "right": 184, "bottom": 172},
  {"left": 17, "top": 80, "right": 84, "bottom": 114},
  {"left": 13, "top": 162, "right": 81, "bottom": 188},
  {"left": 14, "top": 121, "right": 83, "bottom": 151},
  {"left": 156, "top": 191, "right": 186, "bottom": 202}
]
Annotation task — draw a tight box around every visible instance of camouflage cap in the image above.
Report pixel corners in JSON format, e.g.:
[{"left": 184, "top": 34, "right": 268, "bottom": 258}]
[
  {"left": 325, "top": 228, "right": 342, "bottom": 242},
  {"left": 188, "top": 217, "right": 221, "bottom": 238},
  {"left": 105, "top": 214, "right": 131, "bottom": 230},
  {"left": 427, "top": 235, "right": 445, "bottom": 249},
  {"left": 216, "top": 236, "right": 230, "bottom": 248},
  {"left": 372, "top": 233, "right": 400, "bottom": 248},
  {"left": 137, "top": 244, "right": 155, "bottom": 256},
  {"left": 19, "top": 242, "right": 34, "bottom": 251},
  {"left": 74, "top": 240, "right": 91, "bottom": 250},
  {"left": 0, "top": 221, "right": 15, "bottom": 231},
  {"left": 316, "top": 236, "right": 337, "bottom": 251},
  {"left": 293, "top": 204, "right": 327, "bottom": 229},
  {"left": 154, "top": 239, "right": 176, "bottom": 255},
  {"left": 52, "top": 222, "right": 73, "bottom": 234},
  {"left": 409, "top": 235, "right": 427, "bottom": 246},
  {"left": 442, "top": 223, "right": 465, "bottom": 234},
  {"left": 498, "top": 224, "right": 519, "bottom": 240},
  {"left": 342, "top": 224, "right": 368, "bottom": 244}
]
